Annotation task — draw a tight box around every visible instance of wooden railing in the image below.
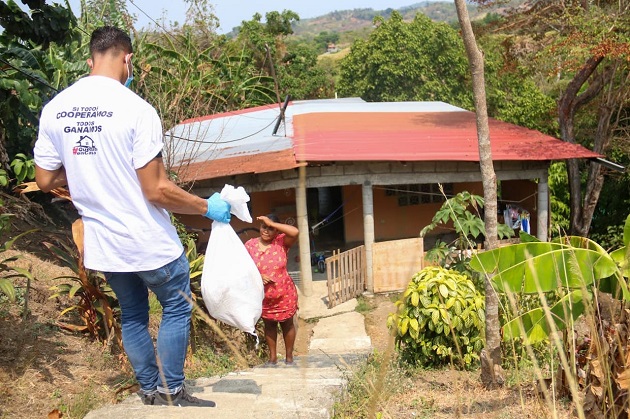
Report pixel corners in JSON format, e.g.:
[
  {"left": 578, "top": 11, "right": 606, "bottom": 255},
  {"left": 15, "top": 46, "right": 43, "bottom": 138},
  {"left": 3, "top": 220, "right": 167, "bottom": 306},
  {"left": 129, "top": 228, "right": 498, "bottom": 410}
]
[{"left": 326, "top": 245, "right": 366, "bottom": 308}]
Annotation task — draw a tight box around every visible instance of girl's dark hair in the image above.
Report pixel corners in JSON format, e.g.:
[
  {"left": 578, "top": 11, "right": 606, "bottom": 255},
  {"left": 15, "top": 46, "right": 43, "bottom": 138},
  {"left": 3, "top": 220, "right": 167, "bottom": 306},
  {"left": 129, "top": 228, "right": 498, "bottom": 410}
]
[
  {"left": 266, "top": 214, "right": 280, "bottom": 223},
  {"left": 89, "top": 26, "right": 132, "bottom": 56}
]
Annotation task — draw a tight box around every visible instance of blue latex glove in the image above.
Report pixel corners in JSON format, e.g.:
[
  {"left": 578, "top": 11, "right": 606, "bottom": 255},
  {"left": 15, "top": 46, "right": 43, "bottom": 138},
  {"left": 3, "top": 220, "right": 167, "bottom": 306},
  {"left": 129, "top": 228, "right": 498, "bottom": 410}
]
[{"left": 204, "top": 193, "right": 231, "bottom": 223}]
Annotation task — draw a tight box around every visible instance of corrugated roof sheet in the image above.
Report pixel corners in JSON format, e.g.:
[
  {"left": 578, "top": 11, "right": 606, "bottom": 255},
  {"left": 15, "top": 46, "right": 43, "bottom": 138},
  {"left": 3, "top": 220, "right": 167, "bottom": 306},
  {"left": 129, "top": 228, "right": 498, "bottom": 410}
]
[
  {"left": 174, "top": 149, "right": 297, "bottom": 182},
  {"left": 168, "top": 99, "right": 601, "bottom": 182},
  {"left": 169, "top": 103, "right": 292, "bottom": 161},
  {"left": 292, "top": 111, "right": 600, "bottom": 161}
]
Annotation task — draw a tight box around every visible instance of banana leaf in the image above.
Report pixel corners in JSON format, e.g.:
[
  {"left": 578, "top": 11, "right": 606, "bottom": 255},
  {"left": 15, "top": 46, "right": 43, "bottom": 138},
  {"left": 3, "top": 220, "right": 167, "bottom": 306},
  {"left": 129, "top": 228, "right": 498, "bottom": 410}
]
[
  {"left": 610, "top": 215, "right": 630, "bottom": 278},
  {"left": 471, "top": 242, "right": 618, "bottom": 293},
  {"left": 554, "top": 236, "right": 630, "bottom": 300},
  {"left": 0, "top": 278, "right": 15, "bottom": 301},
  {"left": 502, "top": 290, "right": 586, "bottom": 344}
]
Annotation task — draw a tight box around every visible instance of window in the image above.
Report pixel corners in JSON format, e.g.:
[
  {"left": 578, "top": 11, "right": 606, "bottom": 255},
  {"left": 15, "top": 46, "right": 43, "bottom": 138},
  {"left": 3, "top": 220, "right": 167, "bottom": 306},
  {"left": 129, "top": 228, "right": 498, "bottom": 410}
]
[{"left": 386, "top": 184, "right": 452, "bottom": 206}]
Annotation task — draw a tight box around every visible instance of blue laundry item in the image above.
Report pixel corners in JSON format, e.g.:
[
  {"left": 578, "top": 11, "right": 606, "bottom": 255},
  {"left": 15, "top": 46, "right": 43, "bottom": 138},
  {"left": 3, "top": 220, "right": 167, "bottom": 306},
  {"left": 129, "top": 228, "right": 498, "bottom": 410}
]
[{"left": 521, "top": 217, "right": 530, "bottom": 234}]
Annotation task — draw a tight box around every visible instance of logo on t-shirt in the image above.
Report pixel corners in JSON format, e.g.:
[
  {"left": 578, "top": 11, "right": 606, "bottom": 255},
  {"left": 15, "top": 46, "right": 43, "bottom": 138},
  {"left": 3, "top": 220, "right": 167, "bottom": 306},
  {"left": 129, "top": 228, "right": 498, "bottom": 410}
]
[{"left": 73, "top": 136, "right": 98, "bottom": 156}]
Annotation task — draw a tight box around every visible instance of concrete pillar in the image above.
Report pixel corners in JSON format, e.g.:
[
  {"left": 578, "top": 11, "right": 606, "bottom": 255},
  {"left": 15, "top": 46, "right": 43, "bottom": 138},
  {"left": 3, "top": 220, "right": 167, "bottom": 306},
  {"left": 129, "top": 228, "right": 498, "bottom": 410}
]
[
  {"left": 537, "top": 172, "right": 549, "bottom": 242},
  {"left": 362, "top": 181, "right": 375, "bottom": 293},
  {"left": 296, "top": 165, "right": 313, "bottom": 296}
]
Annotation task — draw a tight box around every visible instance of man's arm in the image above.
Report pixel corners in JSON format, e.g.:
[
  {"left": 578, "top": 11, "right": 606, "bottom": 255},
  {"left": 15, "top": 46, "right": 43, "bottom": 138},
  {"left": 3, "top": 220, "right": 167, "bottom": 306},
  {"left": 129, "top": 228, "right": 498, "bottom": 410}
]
[
  {"left": 136, "top": 157, "right": 208, "bottom": 215},
  {"left": 35, "top": 164, "right": 68, "bottom": 193}
]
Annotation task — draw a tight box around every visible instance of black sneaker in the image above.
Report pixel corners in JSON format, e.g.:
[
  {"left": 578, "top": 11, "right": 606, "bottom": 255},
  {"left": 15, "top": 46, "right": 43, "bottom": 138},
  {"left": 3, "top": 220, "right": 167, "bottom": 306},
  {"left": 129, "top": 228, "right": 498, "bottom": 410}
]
[
  {"left": 153, "top": 386, "right": 216, "bottom": 407},
  {"left": 137, "top": 391, "right": 156, "bottom": 405}
]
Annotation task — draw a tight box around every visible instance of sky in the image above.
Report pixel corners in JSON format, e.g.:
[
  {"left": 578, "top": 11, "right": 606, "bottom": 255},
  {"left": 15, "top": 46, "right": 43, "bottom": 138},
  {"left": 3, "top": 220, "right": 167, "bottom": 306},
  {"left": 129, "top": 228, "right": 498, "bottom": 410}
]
[{"left": 66, "top": 0, "right": 421, "bottom": 34}]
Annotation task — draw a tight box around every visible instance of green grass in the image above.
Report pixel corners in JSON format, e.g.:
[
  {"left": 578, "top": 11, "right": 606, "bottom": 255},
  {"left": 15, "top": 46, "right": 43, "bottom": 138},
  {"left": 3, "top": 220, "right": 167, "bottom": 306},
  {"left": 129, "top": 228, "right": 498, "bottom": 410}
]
[
  {"left": 148, "top": 292, "right": 161, "bottom": 315},
  {"left": 186, "top": 347, "right": 237, "bottom": 379},
  {"left": 355, "top": 296, "right": 376, "bottom": 314},
  {"left": 50, "top": 384, "right": 103, "bottom": 419},
  {"left": 332, "top": 351, "right": 406, "bottom": 418}
]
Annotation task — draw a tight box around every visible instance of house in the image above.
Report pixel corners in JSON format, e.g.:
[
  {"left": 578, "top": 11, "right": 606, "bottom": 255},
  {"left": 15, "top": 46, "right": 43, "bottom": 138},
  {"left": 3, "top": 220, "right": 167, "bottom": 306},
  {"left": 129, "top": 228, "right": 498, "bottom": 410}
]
[
  {"left": 167, "top": 98, "right": 600, "bottom": 295},
  {"left": 327, "top": 43, "right": 339, "bottom": 53}
]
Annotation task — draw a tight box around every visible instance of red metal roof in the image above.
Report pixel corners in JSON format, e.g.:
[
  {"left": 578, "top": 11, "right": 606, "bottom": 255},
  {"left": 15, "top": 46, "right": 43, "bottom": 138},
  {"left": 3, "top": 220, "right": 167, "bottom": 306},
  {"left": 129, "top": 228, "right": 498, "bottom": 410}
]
[
  {"left": 292, "top": 111, "right": 601, "bottom": 162},
  {"left": 179, "top": 103, "right": 281, "bottom": 125},
  {"left": 176, "top": 149, "right": 298, "bottom": 183},
  {"left": 169, "top": 100, "right": 602, "bottom": 182}
]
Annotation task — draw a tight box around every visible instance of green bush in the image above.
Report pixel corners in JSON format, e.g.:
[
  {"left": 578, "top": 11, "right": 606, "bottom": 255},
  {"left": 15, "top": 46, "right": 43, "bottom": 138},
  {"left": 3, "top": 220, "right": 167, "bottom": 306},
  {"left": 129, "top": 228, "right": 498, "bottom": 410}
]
[{"left": 387, "top": 266, "right": 484, "bottom": 368}]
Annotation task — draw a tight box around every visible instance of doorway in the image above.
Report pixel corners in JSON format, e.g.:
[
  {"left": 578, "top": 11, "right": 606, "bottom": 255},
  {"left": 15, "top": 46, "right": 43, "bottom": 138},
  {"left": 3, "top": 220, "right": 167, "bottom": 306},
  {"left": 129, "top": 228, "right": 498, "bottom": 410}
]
[{"left": 309, "top": 186, "right": 345, "bottom": 245}]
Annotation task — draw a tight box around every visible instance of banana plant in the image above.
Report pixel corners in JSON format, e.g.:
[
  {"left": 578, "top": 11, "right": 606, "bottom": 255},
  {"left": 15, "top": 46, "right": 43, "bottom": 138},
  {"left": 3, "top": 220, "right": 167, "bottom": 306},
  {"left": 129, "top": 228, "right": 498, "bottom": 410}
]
[
  {"left": 610, "top": 215, "right": 630, "bottom": 279},
  {"left": 470, "top": 216, "right": 630, "bottom": 344}
]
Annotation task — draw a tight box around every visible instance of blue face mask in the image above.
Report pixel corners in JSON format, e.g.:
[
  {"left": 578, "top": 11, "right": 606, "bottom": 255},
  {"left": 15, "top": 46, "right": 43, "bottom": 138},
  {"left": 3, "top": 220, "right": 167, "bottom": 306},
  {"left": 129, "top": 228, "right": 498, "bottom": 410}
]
[{"left": 124, "top": 54, "right": 134, "bottom": 88}]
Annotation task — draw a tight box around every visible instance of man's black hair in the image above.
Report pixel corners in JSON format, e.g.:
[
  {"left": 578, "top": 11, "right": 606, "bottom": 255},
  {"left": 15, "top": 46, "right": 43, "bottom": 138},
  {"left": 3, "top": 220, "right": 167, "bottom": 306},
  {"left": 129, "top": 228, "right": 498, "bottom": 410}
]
[{"left": 89, "top": 26, "right": 132, "bottom": 57}]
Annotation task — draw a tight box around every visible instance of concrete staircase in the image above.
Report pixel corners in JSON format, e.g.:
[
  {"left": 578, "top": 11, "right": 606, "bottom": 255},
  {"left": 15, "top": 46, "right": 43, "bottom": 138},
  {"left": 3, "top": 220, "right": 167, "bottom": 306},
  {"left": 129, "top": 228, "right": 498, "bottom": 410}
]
[{"left": 84, "top": 282, "right": 371, "bottom": 419}]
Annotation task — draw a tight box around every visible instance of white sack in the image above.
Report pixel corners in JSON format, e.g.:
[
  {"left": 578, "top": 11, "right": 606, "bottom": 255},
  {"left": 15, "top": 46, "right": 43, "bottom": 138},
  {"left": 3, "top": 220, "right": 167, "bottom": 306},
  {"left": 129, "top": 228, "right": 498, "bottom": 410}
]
[
  {"left": 220, "top": 184, "right": 252, "bottom": 223},
  {"left": 201, "top": 184, "right": 263, "bottom": 340}
]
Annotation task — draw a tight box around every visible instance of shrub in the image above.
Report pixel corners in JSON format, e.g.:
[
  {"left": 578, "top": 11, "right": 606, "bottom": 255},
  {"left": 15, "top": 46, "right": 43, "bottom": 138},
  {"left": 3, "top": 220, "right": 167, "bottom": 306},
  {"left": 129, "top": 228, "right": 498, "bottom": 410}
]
[
  {"left": 387, "top": 266, "right": 484, "bottom": 368},
  {"left": 46, "top": 239, "right": 121, "bottom": 347}
]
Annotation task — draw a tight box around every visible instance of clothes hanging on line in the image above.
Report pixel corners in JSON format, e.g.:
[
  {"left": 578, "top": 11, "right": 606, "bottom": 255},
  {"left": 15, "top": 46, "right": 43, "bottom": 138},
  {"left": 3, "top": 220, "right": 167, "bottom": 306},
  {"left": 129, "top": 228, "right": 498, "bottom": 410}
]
[{"left": 503, "top": 204, "right": 530, "bottom": 233}]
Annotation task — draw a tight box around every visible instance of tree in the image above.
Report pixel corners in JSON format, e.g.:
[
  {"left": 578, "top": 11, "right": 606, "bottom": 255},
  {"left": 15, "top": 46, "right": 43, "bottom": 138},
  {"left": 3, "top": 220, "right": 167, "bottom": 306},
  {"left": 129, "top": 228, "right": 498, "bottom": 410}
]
[
  {"left": 82, "top": 0, "right": 135, "bottom": 31},
  {"left": 234, "top": 10, "right": 334, "bottom": 101},
  {"left": 313, "top": 31, "right": 339, "bottom": 53},
  {"left": 337, "top": 11, "right": 473, "bottom": 108},
  {"left": 454, "top": 0, "right": 503, "bottom": 388},
  {"left": 482, "top": 0, "right": 630, "bottom": 237},
  {"left": 236, "top": 10, "right": 299, "bottom": 71},
  {"left": 478, "top": 35, "right": 559, "bottom": 135},
  {"left": 277, "top": 41, "right": 335, "bottom": 99},
  {"left": 181, "top": 0, "right": 220, "bottom": 47},
  {"left": 0, "top": 0, "right": 76, "bottom": 48},
  {"left": 134, "top": 4, "right": 280, "bottom": 173},
  {"left": 0, "top": 0, "right": 79, "bottom": 177}
]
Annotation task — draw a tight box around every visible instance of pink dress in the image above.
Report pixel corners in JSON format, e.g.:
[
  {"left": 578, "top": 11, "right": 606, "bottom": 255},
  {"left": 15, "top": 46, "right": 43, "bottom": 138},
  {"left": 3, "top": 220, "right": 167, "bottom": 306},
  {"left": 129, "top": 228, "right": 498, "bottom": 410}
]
[{"left": 245, "top": 233, "right": 298, "bottom": 322}]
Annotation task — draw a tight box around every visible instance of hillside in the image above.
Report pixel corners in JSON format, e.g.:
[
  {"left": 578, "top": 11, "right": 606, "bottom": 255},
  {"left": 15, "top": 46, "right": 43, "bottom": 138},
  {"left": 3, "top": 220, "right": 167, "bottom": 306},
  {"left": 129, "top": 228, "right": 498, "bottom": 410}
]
[
  {"left": 226, "top": 1, "right": 523, "bottom": 41},
  {"left": 291, "top": 1, "right": 481, "bottom": 37}
]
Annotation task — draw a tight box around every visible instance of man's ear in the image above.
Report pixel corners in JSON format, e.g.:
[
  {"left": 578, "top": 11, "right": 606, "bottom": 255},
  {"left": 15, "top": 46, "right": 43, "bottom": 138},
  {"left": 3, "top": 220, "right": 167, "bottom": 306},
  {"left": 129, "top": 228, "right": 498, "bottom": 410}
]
[{"left": 87, "top": 58, "right": 93, "bottom": 69}]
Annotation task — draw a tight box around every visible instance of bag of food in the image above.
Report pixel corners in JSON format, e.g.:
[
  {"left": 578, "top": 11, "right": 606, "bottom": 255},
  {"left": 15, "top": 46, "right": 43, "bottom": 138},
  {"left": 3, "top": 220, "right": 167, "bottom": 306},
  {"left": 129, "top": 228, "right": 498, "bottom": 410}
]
[{"left": 201, "top": 185, "right": 263, "bottom": 341}]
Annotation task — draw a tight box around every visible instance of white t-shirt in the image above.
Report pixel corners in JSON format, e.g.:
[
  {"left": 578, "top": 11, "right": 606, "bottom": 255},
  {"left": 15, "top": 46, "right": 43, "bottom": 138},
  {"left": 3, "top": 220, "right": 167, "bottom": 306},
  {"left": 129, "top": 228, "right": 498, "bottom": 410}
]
[{"left": 34, "top": 76, "right": 183, "bottom": 272}]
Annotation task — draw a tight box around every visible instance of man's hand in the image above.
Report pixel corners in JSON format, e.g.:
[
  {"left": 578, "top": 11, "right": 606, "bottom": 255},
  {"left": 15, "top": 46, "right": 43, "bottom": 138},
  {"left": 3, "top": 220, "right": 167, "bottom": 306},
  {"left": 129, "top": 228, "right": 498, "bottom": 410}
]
[{"left": 204, "top": 193, "right": 231, "bottom": 223}]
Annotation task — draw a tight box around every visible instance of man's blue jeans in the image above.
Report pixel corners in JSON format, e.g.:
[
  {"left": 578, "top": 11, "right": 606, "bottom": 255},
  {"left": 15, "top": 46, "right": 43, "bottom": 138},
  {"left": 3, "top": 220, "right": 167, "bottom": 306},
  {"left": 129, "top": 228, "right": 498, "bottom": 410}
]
[{"left": 105, "top": 251, "right": 191, "bottom": 393}]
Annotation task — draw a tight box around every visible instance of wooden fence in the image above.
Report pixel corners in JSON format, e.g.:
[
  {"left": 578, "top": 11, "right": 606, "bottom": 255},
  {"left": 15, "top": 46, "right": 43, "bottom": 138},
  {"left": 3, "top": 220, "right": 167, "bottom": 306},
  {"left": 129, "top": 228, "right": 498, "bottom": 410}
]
[
  {"left": 326, "top": 245, "right": 366, "bottom": 308},
  {"left": 373, "top": 237, "right": 424, "bottom": 293}
]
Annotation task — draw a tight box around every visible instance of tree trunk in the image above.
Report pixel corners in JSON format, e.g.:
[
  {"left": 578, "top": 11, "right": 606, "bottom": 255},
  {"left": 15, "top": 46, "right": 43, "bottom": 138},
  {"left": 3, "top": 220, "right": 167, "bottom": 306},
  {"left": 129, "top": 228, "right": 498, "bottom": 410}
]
[
  {"left": 557, "top": 56, "right": 605, "bottom": 236},
  {"left": 454, "top": 0, "right": 504, "bottom": 388},
  {"left": 578, "top": 84, "right": 615, "bottom": 235},
  {"left": 0, "top": 127, "right": 10, "bottom": 172}
]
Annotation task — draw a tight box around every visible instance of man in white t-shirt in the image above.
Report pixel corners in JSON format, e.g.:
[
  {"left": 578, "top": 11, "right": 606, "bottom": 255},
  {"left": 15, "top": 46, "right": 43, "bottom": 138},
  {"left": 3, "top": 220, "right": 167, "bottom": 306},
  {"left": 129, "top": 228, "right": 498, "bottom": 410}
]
[{"left": 34, "top": 26, "right": 229, "bottom": 408}]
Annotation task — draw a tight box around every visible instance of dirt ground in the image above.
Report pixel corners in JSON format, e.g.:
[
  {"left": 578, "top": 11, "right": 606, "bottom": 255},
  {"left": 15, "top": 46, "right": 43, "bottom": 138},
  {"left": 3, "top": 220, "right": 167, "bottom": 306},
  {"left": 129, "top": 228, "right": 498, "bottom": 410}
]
[
  {"left": 345, "top": 294, "right": 573, "bottom": 419},
  {"left": 0, "top": 248, "right": 130, "bottom": 419}
]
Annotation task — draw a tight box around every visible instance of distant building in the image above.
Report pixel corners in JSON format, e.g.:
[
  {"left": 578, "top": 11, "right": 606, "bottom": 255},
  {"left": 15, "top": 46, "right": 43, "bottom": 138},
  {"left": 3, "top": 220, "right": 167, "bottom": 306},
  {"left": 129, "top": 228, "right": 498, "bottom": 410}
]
[{"left": 327, "top": 43, "right": 339, "bottom": 53}]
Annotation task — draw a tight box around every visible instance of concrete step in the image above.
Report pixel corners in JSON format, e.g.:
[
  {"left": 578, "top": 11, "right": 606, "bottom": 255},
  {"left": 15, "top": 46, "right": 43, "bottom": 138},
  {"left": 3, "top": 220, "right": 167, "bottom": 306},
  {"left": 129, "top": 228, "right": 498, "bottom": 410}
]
[
  {"left": 84, "top": 282, "right": 373, "bottom": 419},
  {"left": 84, "top": 354, "right": 367, "bottom": 419}
]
